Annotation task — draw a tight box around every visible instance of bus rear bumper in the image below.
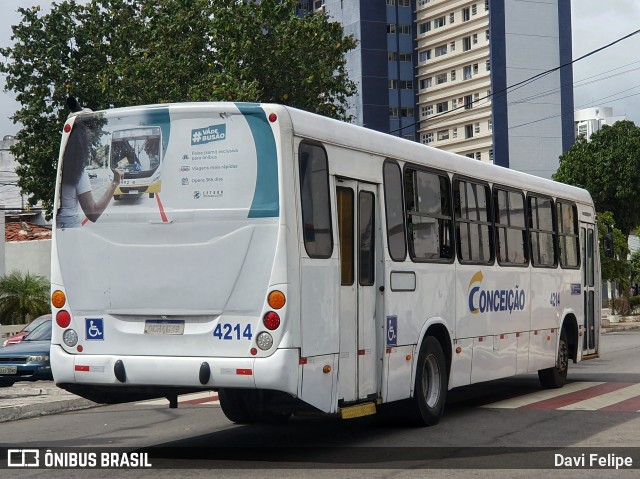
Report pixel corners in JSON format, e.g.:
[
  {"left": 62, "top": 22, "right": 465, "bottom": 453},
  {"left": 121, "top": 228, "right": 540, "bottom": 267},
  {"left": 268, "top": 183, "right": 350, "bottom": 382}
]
[{"left": 50, "top": 345, "right": 300, "bottom": 397}]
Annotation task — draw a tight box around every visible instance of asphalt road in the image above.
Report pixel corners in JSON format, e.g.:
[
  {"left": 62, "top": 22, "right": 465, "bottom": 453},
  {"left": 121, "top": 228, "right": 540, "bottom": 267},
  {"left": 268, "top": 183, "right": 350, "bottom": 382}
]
[{"left": 2, "top": 331, "right": 640, "bottom": 478}]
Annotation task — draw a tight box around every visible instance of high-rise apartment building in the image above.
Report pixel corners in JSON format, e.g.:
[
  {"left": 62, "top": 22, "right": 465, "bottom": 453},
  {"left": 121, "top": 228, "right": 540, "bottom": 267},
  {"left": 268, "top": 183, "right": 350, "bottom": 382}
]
[{"left": 297, "top": 0, "right": 574, "bottom": 179}]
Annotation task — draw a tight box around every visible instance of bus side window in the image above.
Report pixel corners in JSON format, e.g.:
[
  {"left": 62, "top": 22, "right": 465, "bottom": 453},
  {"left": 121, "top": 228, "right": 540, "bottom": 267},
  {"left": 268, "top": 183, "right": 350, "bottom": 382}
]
[
  {"left": 557, "top": 201, "right": 580, "bottom": 268},
  {"left": 299, "top": 142, "right": 333, "bottom": 259},
  {"left": 383, "top": 160, "right": 407, "bottom": 261},
  {"left": 494, "top": 187, "right": 528, "bottom": 266},
  {"left": 403, "top": 167, "right": 454, "bottom": 262},
  {"left": 528, "top": 194, "right": 557, "bottom": 267},
  {"left": 453, "top": 178, "right": 494, "bottom": 265}
]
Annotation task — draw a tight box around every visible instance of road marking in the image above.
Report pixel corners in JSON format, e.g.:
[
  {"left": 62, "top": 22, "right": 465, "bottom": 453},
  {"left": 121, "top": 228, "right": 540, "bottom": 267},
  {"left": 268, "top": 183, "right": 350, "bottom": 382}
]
[
  {"left": 559, "top": 383, "right": 640, "bottom": 411},
  {"left": 483, "top": 382, "right": 640, "bottom": 412},
  {"left": 135, "top": 391, "right": 219, "bottom": 406},
  {"left": 482, "top": 382, "right": 603, "bottom": 409}
]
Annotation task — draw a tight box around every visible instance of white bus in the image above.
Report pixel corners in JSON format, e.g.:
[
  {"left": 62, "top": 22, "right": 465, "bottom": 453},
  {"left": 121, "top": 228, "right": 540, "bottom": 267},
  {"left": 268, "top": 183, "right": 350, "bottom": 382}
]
[{"left": 50, "top": 102, "right": 600, "bottom": 426}]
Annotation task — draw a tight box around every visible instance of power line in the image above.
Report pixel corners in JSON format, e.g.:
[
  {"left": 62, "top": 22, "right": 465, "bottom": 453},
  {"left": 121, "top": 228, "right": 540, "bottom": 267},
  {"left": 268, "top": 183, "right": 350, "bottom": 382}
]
[{"left": 389, "top": 28, "right": 640, "bottom": 135}]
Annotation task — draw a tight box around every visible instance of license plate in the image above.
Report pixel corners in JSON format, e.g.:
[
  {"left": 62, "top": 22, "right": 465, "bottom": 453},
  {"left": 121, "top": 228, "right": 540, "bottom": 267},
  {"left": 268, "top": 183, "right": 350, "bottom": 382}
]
[
  {"left": 127, "top": 190, "right": 139, "bottom": 195},
  {"left": 144, "top": 320, "right": 184, "bottom": 335},
  {"left": 0, "top": 366, "right": 17, "bottom": 374}
]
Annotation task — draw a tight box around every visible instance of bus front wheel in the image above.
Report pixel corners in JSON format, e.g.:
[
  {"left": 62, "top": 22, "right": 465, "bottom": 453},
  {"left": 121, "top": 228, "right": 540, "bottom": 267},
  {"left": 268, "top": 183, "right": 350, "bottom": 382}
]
[
  {"left": 411, "top": 336, "right": 447, "bottom": 426},
  {"left": 538, "top": 329, "right": 568, "bottom": 389}
]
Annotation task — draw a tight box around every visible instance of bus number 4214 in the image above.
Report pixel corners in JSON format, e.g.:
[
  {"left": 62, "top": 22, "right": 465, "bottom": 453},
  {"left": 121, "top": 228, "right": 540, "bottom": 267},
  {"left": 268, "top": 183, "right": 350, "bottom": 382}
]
[{"left": 213, "top": 323, "right": 253, "bottom": 340}]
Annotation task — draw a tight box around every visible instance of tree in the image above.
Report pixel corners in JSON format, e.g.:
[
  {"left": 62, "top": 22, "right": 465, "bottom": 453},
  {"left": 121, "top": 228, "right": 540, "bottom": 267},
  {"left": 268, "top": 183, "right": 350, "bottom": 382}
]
[
  {"left": 553, "top": 120, "right": 640, "bottom": 237},
  {"left": 0, "top": 271, "right": 50, "bottom": 325},
  {"left": 597, "top": 212, "right": 630, "bottom": 314},
  {"left": 0, "top": 0, "right": 357, "bottom": 217}
]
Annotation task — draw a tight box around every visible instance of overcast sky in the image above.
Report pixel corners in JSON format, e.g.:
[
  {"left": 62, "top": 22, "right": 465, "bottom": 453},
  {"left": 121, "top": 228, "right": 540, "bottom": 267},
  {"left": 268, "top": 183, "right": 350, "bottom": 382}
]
[{"left": 1, "top": 0, "right": 640, "bottom": 136}]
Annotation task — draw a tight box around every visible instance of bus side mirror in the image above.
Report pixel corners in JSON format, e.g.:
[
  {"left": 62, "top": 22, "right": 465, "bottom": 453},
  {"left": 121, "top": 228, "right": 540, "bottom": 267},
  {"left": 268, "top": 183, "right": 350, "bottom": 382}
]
[{"left": 603, "top": 233, "right": 614, "bottom": 258}]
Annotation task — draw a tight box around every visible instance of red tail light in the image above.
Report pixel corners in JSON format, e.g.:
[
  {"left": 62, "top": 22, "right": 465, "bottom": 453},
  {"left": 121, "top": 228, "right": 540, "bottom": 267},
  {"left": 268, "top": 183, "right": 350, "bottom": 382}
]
[
  {"left": 263, "top": 311, "right": 280, "bottom": 330},
  {"left": 56, "top": 310, "right": 71, "bottom": 328}
]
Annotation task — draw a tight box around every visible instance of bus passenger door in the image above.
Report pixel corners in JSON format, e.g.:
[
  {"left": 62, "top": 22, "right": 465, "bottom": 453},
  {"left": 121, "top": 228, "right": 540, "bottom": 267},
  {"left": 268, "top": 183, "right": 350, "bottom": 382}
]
[
  {"left": 581, "top": 224, "right": 598, "bottom": 357},
  {"left": 336, "top": 179, "right": 379, "bottom": 403}
]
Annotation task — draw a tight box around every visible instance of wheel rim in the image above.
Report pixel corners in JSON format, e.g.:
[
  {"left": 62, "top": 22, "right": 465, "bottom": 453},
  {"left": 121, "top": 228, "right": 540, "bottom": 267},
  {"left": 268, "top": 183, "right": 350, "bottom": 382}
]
[{"left": 422, "top": 353, "right": 441, "bottom": 408}]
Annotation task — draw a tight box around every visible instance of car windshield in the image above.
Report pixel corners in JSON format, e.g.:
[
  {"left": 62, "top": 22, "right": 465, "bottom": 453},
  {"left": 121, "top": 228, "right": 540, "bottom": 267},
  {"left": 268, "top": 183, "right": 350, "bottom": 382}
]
[
  {"left": 23, "top": 320, "right": 52, "bottom": 341},
  {"left": 23, "top": 315, "right": 51, "bottom": 333}
]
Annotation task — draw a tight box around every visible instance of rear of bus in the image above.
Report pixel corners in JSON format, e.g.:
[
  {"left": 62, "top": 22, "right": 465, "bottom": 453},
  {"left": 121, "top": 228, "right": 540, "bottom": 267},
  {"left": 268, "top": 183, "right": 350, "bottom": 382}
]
[{"left": 50, "top": 103, "right": 300, "bottom": 410}]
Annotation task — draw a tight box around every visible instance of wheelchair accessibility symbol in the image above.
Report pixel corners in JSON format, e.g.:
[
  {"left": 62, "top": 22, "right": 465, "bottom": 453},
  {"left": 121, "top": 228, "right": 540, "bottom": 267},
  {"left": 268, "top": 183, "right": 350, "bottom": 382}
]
[
  {"left": 85, "top": 318, "right": 104, "bottom": 340},
  {"left": 386, "top": 315, "right": 397, "bottom": 346}
]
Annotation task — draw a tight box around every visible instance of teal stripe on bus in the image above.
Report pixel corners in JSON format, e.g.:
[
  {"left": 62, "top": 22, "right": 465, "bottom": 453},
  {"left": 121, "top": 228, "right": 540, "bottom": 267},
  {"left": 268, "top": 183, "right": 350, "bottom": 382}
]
[{"left": 235, "top": 103, "right": 279, "bottom": 218}]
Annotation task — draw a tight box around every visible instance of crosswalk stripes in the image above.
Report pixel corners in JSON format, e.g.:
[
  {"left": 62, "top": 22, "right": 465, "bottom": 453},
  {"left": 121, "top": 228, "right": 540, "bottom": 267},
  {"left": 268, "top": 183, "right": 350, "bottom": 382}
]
[
  {"left": 134, "top": 391, "right": 219, "bottom": 407},
  {"left": 483, "top": 382, "right": 640, "bottom": 412}
]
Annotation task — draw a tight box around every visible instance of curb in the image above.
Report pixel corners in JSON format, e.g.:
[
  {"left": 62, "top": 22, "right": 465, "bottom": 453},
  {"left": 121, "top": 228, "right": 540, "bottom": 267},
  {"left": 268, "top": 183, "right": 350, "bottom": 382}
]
[{"left": 0, "top": 397, "right": 98, "bottom": 423}]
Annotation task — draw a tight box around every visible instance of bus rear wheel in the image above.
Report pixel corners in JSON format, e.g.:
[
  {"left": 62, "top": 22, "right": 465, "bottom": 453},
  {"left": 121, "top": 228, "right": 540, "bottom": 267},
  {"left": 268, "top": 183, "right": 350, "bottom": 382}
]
[
  {"left": 410, "top": 336, "right": 447, "bottom": 426},
  {"left": 538, "top": 329, "right": 568, "bottom": 388}
]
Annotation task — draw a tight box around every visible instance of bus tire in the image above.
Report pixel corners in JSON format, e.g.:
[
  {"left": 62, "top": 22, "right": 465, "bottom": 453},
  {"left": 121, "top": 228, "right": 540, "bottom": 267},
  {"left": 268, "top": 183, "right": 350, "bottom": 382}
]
[
  {"left": 218, "top": 388, "right": 257, "bottom": 424},
  {"left": 411, "top": 336, "right": 447, "bottom": 426},
  {"left": 538, "top": 329, "right": 568, "bottom": 389},
  {"left": 149, "top": 193, "right": 155, "bottom": 199}
]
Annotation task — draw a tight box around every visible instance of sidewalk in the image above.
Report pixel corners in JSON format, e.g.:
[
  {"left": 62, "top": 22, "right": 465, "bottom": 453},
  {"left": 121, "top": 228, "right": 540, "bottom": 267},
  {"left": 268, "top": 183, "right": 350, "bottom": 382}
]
[
  {"left": 0, "top": 382, "right": 97, "bottom": 423},
  {"left": 601, "top": 308, "right": 640, "bottom": 333}
]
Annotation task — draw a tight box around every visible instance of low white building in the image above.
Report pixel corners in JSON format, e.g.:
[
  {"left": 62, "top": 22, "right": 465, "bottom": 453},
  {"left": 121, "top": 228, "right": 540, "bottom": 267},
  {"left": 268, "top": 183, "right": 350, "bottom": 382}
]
[{"left": 574, "top": 106, "right": 626, "bottom": 140}]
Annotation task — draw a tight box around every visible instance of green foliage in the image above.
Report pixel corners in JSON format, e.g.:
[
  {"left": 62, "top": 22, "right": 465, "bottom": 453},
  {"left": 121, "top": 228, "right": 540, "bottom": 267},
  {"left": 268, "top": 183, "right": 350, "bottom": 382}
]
[
  {"left": 597, "top": 211, "right": 629, "bottom": 285},
  {"left": 0, "top": 0, "right": 357, "bottom": 217},
  {"left": 630, "top": 249, "right": 640, "bottom": 287},
  {"left": 0, "top": 271, "right": 50, "bottom": 325},
  {"left": 554, "top": 120, "right": 640, "bottom": 236}
]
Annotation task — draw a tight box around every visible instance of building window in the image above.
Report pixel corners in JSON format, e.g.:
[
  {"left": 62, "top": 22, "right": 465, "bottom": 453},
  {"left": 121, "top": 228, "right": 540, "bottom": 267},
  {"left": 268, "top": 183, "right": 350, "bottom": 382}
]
[
  {"left": 434, "top": 16, "right": 446, "bottom": 28},
  {"left": 462, "top": 7, "right": 470, "bottom": 21},
  {"left": 464, "top": 65, "right": 472, "bottom": 80},
  {"left": 437, "top": 129, "right": 450, "bottom": 141},
  {"left": 464, "top": 95, "right": 473, "bottom": 110},
  {"left": 473, "top": 33, "right": 478, "bottom": 44},
  {"left": 489, "top": 149, "right": 494, "bottom": 162},
  {"left": 449, "top": 12, "right": 455, "bottom": 23},
  {"left": 473, "top": 63, "right": 479, "bottom": 74},
  {"left": 486, "top": 59, "right": 491, "bottom": 71},
  {"left": 485, "top": 0, "right": 489, "bottom": 11},
  {"left": 452, "top": 98, "right": 458, "bottom": 108},
  {"left": 450, "top": 69, "right": 456, "bottom": 81},
  {"left": 486, "top": 29, "right": 490, "bottom": 41},
  {"left": 399, "top": 53, "right": 412, "bottom": 62},
  {"left": 399, "top": 25, "right": 411, "bottom": 35},
  {"left": 435, "top": 45, "right": 448, "bottom": 57},
  {"left": 472, "top": 3, "right": 477, "bottom": 15},
  {"left": 400, "top": 80, "right": 413, "bottom": 89},
  {"left": 420, "top": 77, "right": 432, "bottom": 89},
  {"left": 475, "top": 152, "right": 481, "bottom": 161},
  {"left": 466, "top": 153, "right": 475, "bottom": 159},
  {"left": 488, "top": 119, "right": 493, "bottom": 131},
  {"left": 474, "top": 92, "right": 480, "bottom": 101},
  {"left": 419, "top": 21, "right": 431, "bottom": 34},
  {"left": 419, "top": 50, "right": 431, "bottom": 62},
  {"left": 465, "top": 124, "right": 473, "bottom": 138},
  {"left": 389, "top": 79, "right": 398, "bottom": 89},
  {"left": 450, "top": 41, "right": 456, "bottom": 51},
  {"left": 401, "top": 107, "right": 414, "bottom": 117},
  {"left": 387, "top": 24, "right": 396, "bottom": 34},
  {"left": 388, "top": 52, "right": 397, "bottom": 61},
  {"left": 389, "top": 107, "right": 399, "bottom": 117},
  {"left": 463, "top": 36, "right": 471, "bottom": 51},
  {"left": 421, "top": 132, "right": 434, "bottom": 144},
  {"left": 452, "top": 127, "right": 458, "bottom": 138},
  {"left": 474, "top": 122, "right": 480, "bottom": 133},
  {"left": 421, "top": 105, "right": 433, "bottom": 116},
  {"left": 386, "top": 0, "right": 395, "bottom": 5},
  {"left": 399, "top": 0, "right": 410, "bottom": 6},
  {"left": 436, "top": 73, "right": 447, "bottom": 84},
  {"left": 419, "top": 0, "right": 430, "bottom": 6},
  {"left": 436, "top": 101, "right": 448, "bottom": 113}
]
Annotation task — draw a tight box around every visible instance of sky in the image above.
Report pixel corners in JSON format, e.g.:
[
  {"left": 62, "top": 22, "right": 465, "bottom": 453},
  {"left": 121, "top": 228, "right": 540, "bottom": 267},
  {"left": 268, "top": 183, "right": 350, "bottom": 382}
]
[{"left": 1, "top": 0, "right": 640, "bottom": 136}]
